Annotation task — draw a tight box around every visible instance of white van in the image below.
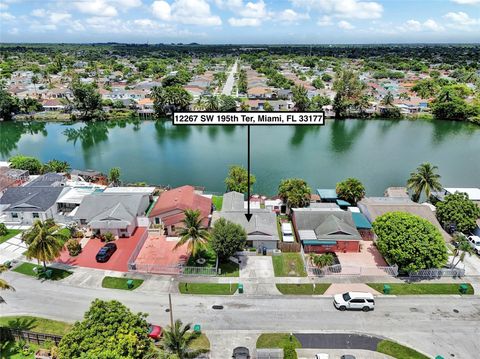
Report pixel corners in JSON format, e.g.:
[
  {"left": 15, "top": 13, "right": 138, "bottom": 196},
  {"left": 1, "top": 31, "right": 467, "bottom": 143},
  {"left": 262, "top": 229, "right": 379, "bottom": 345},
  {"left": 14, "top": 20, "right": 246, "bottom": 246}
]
[
  {"left": 333, "top": 292, "right": 375, "bottom": 311},
  {"left": 281, "top": 222, "right": 295, "bottom": 243}
]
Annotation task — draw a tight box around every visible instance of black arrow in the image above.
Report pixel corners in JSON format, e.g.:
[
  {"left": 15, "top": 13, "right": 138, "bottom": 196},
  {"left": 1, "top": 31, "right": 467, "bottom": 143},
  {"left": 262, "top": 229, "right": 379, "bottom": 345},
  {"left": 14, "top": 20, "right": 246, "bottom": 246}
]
[{"left": 245, "top": 125, "right": 252, "bottom": 222}]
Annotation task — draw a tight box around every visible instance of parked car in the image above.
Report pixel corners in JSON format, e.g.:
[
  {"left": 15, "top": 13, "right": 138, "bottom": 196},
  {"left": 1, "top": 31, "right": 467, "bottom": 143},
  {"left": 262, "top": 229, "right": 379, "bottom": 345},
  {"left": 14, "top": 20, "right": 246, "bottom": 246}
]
[
  {"left": 281, "top": 222, "right": 294, "bottom": 242},
  {"left": 333, "top": 292, "right": 375, "bottom": 311},
  {"left": 315, "top": 354, "right": 329, "bottom": 359},
  {"left": 95, "top": 242, "right": 117, "bottom": 262},
  {"left": 148, "top": 324, "right": 162, "bottom": 340},
  {"left": 467, "top": 235, "right": 480, "bottom": 255},
  {"left": 232, "top": 346, "right": 250, "bottom": 359}
]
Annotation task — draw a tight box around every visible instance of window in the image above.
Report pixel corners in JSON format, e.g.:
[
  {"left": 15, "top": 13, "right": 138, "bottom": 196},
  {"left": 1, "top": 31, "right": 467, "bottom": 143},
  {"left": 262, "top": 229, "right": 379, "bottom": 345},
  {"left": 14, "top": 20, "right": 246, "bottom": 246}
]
[
  {"left": 155, "top": 217, "right": 160, "bottom": 225},
  {"left": 12, "top": 213, "right": 18, "bottom": 219},
  {"left": 33, "top": 213, "right": 40, "bottom": 218},
  {"left": 350, "top": 299, "right": 365, "bottom": 303}
]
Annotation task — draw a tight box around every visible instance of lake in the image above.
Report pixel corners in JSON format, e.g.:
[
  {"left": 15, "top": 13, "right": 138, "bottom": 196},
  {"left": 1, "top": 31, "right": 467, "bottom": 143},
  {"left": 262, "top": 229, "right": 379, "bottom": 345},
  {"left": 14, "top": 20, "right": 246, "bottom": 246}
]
[{"left": 0, "top": 118, "right": 479, "bottom": 196}]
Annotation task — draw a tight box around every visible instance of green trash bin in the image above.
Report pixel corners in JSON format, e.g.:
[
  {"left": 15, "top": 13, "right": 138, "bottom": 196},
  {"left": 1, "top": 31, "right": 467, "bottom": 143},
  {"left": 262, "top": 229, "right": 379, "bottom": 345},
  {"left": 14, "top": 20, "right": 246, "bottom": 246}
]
[
  {"left": 383, "top": 284, "right": 391, "bottom": 294},
  {"left": 238, "top": 283, "right": 243, "bottom": 294},
  {"left": 435, "top": 356, "right": 444, "bottom": 359},
  {"left": 127, "top": 279, "right": 134, "bottom": 289},
  {"left": 45, "top": 269, "right": 53, "bottom": 279},
  {"left": 459, "top": 283, "right": 468, "bottom": 294},
  {"left": 193, "top": 324, "right": 201, "bottom": 333}
]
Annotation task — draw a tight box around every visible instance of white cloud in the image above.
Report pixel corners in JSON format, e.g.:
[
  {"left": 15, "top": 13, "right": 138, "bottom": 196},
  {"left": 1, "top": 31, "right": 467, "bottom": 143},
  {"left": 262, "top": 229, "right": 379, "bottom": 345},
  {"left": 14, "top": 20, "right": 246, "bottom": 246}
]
[
  {"left": 292, "top": 0, "right": 383, "bottom": 20},
  {"left": 423, "top": 19, "right": 444, "bottom": 31},
  {"left": 228, "top": 17, "right": 260, "bottom": 26},
  {"left": 69, "top": 20, "right": 86, "bottom": 31},
  {"left": 113, "top": 0, "right": 143, "bottom": 8},
  {"left": 338, "top": 20, "right": 354, "bottom": 29},
  {"left": 152, "top": 0, "right": 222, "bottom": 26},
  {"left": 444, "top": 11, "right": 480, "bottom": 27},
  {"left": 399, "top": 19, "right": 444, "bottom": 32},
  {"left": 276, "top": 9, "right": 309, "bottom": 23},
  {"left": 0, "top": 12, "right": 15, "bottom": 21},
  {"left": 9, "top": 27, "right": 18, "bottom": 35},
  {"left": 31, "top": 8, "right": 46, "bottom": 17},
  {"left": 50, "top": 12, "right": 72, "bottom": 23},
  {"left": 317, "top": 15, "right": 332, "bottom": 26},
  {"left": 29, "top": 23, "right": 58, "bottom": 31},
  {"left": 0, "top": 3, "right": 8, "bottom": 10},
  {"left": 74, "top": 0, "right": 118, "bottom": 17},
  {"left": 451, "top": 0, "right": 480, "bottom": 4}
]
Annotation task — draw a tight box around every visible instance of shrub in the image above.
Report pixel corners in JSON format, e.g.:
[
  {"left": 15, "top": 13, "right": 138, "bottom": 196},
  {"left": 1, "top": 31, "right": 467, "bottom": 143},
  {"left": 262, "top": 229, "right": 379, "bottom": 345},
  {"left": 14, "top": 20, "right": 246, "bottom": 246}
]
[
  {"left": 436, "top": 192, "right": 480, "bottom": 233},
  {"left": 0, "top": 223, "right": 7, "bottom": 236},
  {"left": 283, "top": 342, "right": 298, "bottom": 359},
  {"left": 103, "top": 232, "right": 115, "bottom": 242},
  {"left": 66, "top": 239, "right": 82, "bottom": 256}
]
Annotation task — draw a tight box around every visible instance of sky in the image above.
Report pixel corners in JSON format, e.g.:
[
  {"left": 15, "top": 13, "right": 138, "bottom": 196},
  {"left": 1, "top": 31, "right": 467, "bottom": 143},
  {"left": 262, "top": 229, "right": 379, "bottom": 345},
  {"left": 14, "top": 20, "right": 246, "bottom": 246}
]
[{"left": 0, "top": 0, "right": 479, "bottom": 44}]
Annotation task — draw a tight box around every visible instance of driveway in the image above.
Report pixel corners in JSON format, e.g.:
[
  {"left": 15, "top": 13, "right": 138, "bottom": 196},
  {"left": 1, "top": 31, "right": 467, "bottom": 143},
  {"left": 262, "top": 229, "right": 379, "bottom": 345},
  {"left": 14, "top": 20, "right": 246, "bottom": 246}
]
[
  {"left": 294, "top": 333, "right": 381, "bottom": 351},
  {"left": 336, "top": 241, "right": 390, "bottom": 276},
  {"left": 0, "top": 232, "right": 26, "bottom": 262},
  {"left": 240, "top": 256, "right": 274, "bottom": 278}
]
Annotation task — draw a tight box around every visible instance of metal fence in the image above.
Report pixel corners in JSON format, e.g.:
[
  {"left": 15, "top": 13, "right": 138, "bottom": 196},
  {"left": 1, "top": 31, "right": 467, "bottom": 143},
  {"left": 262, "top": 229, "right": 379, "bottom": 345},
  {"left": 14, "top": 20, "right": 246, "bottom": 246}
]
[
  {"left": 126, "top": 228, "right": 149, "bottom": 271},
  {"left": 1, "top": 328, "right": 62, "bottom": 346},
  {"left": 307, "top": 264, "right": 399, "bottom": 277},
  {"left": 409, "top": 268, "right": 465, "bottom": 278}
]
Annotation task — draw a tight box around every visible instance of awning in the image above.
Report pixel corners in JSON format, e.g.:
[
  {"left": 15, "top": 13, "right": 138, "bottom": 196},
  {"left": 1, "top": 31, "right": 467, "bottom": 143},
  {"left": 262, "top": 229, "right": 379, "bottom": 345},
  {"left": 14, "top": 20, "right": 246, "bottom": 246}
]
[
  {"left": 336, "top": 199, "right": 351, "bottom": 206},
  {"left": 351, "top": 212, "right": 372, "bottom": 229},
  {"left": 303, "top": 240, "right": 337, "bottom": 245}
]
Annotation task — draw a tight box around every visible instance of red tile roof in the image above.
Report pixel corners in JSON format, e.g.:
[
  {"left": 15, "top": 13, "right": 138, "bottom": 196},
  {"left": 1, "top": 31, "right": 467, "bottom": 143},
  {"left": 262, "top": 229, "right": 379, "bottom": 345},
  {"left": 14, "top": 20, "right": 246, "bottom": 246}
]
[{"left": 149, "top": 185, "right": 211, "bottom": 227}]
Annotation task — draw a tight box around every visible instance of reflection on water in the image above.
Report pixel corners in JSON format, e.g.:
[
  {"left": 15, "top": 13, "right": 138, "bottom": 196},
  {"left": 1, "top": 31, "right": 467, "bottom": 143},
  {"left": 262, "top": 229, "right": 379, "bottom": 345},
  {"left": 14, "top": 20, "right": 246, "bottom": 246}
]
[
  {"left": 0, "top": 122, "right": 47, "bottom": 157},
  {"left": 330, "top": 119, "right": 368, "bottom": 153}
]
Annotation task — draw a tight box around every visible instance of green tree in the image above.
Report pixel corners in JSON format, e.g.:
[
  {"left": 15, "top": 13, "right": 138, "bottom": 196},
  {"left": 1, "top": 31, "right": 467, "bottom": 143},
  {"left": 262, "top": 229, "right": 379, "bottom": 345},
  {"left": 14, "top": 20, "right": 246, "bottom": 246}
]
[
  {"left": 71, "top": 81, "right": 102, "bottom": 120},
  {"left": 372, "top": 212, "right": 448, "bottom": 272},
  {"left": 308, "top": 95, "right": 331, "bottom": 111},
  {"left": 263, "top": 101, "right": 273, "bottom": 111},
  {"left": 436, "top": 192, "right": 480, "bottom": 233},
  {"left": 0, "top": 223, "right": 8, "bottom": 236},
  {"left": 108, "top": 167, "right": 121, "bottom": 186},
  {"left": 203, "top": 96, "right": 220, "bottom": 111},
  {"left": 406, "top": 162, "right": 442, "bottom": 203},
  {"left": 174, "top": 209, "right": 210, "bottom": 258},
  {"left": 160, "top": 319, "right": 208, "bottom": 359},
  {"left": 309, "top": 253, "right": 335, "bottom": 268},
  {"left": 0, "top": 86, "right": 19, "bottom": 120},
  {"left": 151, "top": 85, "right": 192, "bottom": 116},
  {"left": 58, "top": 299, "right": 155, "bottom": 359},
  {"left": 333, "top": 69, "right": 365, "bottom": 118},
  {"left": 449, "top": 233, "right": 475, "bottom": 269},
  {"left": 211, "top": 218, "right": 247, "bottom": 259},
  {"left": 0, "top": 264, "right": 15, "bottom": 304},
  {"left": 336, "top": 178, "right": 366, "bottom": 205},
  {"left": 19, "top": 97, "right": 42, "bottom": 114},
  {"left": 292, "top": 85, "right": 309, "bottom": 111},
  {"left": 412, "top": 79, "right": 440, "bottom": 99},
  {"left": 381, "top": 91, "right": 394, "bottom": 107},
  {"left": 42, "top": 159, "right": 71, "bottom": 173},
  {"left": 225, "top": 165, "right": 256, "bottom": 194},
  {"left": 278, "top": 178, "right": 311, "bottom": 210},
  {"left": 219, "top": 95, "right": 237, "bottom": 112},
  {"left": 9, "top": 155, "right": 42, "bottom": 174},
  {"left": 312, "top": 77, "right": 325, "bottom": 89},
  {"left": 22, "top": 220, "right": 67, "bottom": 270}
]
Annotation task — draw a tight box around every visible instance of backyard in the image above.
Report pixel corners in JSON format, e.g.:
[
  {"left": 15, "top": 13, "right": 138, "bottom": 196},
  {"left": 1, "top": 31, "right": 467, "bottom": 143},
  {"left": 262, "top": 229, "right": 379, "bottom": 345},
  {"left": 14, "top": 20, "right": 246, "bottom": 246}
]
[{"left": 272, "top": 253, "right": 307, "bottom": 277}]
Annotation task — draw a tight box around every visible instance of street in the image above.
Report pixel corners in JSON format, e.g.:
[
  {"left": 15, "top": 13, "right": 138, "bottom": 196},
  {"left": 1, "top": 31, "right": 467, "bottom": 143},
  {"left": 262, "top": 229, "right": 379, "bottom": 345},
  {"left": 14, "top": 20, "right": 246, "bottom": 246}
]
[
  {"left": 221, "top": 60, "right": 238, "bottom": 95},
  {"left": 2, "top": 271, "right": 480, "bottom": 358}
]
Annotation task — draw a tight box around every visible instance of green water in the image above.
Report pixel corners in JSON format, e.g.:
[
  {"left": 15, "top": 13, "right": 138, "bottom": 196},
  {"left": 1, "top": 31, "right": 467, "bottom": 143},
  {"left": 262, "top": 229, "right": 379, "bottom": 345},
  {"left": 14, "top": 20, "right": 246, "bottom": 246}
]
[{"left": 0, "top": 118, "right": 479, "bottom": 196}]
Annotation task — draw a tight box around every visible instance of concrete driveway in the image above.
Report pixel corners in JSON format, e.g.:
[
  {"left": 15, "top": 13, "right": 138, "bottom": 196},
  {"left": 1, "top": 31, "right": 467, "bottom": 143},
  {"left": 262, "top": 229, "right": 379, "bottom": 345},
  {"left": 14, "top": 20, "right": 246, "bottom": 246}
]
[{"left": 240, "top": 256, "right": 274, "bottom": 278}]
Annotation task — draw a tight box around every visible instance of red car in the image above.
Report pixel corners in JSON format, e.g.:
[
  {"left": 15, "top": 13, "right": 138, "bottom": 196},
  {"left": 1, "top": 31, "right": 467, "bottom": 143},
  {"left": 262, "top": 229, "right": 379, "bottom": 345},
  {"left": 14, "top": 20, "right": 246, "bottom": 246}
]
[{"left": 148, "top": 324, "right": 162, "bottom": 340}]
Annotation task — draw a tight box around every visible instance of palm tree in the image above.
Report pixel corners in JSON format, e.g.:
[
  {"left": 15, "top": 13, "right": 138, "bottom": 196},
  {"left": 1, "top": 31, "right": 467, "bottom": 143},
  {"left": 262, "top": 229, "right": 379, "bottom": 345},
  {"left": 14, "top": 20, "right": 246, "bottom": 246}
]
[
  {"left": 22, "top": 220, "right": 67, "bottom": 270},
  {"left": 203, "top": 96, "right": 219, "bottom": 111},
  {"left": 174, "top": 209, "right": 210, "bottom": 258},
  {"left": 406, "top": 162, "right": 442, "bottom": 202},
  {"left": 161, "top": 320, "right": 208, "bottom": 359},
  {"left": 450, "top": 233, "right": 475, "bottom": 269},
  {"left": 0, "top": 264, "right": 15, "bottom": 304},
  {"left": 381, "top": 91, "right": 394, "bottom": 107},
  {"left": 31, "top": 75, "right": 39, "bottom": 96}
]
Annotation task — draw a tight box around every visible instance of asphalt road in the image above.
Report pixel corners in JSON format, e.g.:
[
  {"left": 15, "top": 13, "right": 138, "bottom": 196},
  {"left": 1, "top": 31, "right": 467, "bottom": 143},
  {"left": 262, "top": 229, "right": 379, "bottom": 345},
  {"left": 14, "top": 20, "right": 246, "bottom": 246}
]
[
  {"left": 221, "top": 60, "right": 237, "bottom": 95},
  {"left": 2, "top": 272, "right": 480, "bottom": 359}
]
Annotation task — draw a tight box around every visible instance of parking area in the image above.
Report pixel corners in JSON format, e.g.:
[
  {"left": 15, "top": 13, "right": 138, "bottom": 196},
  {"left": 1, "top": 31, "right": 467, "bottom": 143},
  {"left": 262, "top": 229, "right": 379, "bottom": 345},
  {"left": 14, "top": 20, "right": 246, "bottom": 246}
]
[
  {"left": 56, "top": 227, "right": 146, "bottom": 272},
  {"left": 335, "top": 241, "right": 389, "bottom": 276}
]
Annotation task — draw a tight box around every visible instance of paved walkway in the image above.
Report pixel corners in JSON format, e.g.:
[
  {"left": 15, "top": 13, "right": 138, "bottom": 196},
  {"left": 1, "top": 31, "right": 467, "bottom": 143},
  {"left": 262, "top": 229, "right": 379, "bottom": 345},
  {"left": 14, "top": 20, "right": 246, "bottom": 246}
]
[{"left": 0, "top": 232, "right": 26, "bottom": 263}]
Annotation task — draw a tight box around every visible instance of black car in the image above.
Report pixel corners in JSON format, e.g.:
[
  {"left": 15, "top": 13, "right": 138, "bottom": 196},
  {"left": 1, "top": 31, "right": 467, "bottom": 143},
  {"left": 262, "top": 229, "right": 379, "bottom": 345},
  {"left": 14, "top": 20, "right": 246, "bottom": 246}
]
[
  {"left": 232, "top": 347, "right": 250, "bottom": 359},
  {"left": 95, "top": 243, "right": 117, "bottom": 262}
]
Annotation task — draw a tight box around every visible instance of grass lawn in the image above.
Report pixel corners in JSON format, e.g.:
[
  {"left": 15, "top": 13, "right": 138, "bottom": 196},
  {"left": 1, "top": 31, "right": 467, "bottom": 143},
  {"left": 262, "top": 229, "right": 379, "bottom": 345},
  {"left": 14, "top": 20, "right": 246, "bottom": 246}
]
[
  {"left": 101, "top": 276, "right": 144, "bottom": 290},
  {"left": 1, "top": 341, "right": 43, "bottom": 359},
  {"left": 178, "top": 282, "right": 238, "bottom": 295},
  {"left": 190, "top": 333, "right": 211, "bottom": 350},
  {"left": 377, "top": 340, "right": 429, "bottom": 359},
  {"left": 0, "top": 315, "right": 72, "bottom": 335},
  {"left": 187, "top": 247, "right": 217, "bottom": 267},
  {"left": 0, "top": 229, "right": 22, "bottom": 245},
  {"left": 276, "top": 283, "right": 331, "bottom": 295},
  {"left": 56, "top": 227, "right": 72, "bottom": 242},
  {"left": 12, "top": 262, "right": 73, "bottom": 281},
  {"left": 212, "top": 195, "right": 223, "bottom": 211},
  {"left": 367, "top": 283, "right": 474, "bottom": 295},
  {"left": 272, "top": 253, "right": 307, "bottom": 277},
  {"left": 256, "top": 333, "right": 302, "bottom": 349},
  {"left": 219, "top": 260, "right": 239, "bottom": 277}
]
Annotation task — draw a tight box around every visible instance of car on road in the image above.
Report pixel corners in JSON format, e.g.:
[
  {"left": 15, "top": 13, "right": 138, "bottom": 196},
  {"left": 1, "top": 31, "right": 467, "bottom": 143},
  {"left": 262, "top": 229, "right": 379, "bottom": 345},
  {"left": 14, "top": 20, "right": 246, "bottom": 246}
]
[
  {"left": 232, "top": 346, "right": 250, "bottom": 359},
  {"left": 148, "top": 324, "right": 162, "bottom": 340},
  {"left": 467, "top": 235, "right": 480, "bottom": 255},
  {"left": 95, "top": 242, "right": 117, "bottom": 262},
  {"left": 281, "top": 222, "right": 295, "bottom": 243},
  {"left": 315, "top": 354, "right": 329, "bottom": 359},
  {"left": 333, "top": 292, "right": 375, "bottom": 311}
]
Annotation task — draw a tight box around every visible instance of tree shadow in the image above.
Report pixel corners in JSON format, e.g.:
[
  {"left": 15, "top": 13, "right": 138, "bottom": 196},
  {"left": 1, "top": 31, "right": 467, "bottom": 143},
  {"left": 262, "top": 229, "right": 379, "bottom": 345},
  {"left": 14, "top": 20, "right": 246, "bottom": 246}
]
[{"left": 4, "top": 317, "right": 37, "bottom": 331}]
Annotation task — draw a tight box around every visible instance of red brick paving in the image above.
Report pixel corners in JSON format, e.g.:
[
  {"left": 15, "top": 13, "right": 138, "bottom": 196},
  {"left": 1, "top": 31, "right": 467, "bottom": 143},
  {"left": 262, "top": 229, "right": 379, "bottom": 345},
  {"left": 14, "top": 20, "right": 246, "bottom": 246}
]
[
  {"left": 56, "top": 227, "right": 146, "bottom": 272},
  {"left": 135, "top": 234, "right": 190, "bottom": 267}
]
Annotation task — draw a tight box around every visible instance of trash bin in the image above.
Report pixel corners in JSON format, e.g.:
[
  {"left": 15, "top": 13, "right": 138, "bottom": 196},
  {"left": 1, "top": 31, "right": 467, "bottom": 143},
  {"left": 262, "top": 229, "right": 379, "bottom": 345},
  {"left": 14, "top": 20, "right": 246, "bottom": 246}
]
[
  {"left": 193, "top": 324, "right": 201, "bottom": 333},
  {"left": 435, "top": 356, "right": 444, "bottom": 359},
  {"left": 3, "top": 261, "right": 11, "bottom": 269},
  {"left": 262, "top": 247, "right": 267, "bottom": 255},
  {"left": 383, "top": 284, "right": 391, "bottom": 294},
  {"left": 45, "top": 269, "right": 53, "bottom": 279},
  {"left": 127, "top": 279, "right": 134, "bottom": 289},
  {"left": 238, "top": 283, "right": 244, "bottom": 294},
  {"left": 459, "top": 283, "right": 468, "bottom": 294}
]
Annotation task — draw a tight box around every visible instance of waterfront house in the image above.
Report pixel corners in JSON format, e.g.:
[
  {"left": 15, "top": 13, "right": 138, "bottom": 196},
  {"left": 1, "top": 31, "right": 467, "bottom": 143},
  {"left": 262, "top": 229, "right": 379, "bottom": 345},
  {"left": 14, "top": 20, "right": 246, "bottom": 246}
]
[
  {"left": 433, "top": 187, "right": 480, "bottom": 207},
  {"left": 292, "top": 207, "right": 361, "bottom": 253},
  {"left": 74, "top": 193, "right": 150, "bottom": 237},
  {"left": 149, "top": 185, "right": 212, "bottom": 236},
  {"left": 211, "top": 191, "right": 279, "bottom": 250}
]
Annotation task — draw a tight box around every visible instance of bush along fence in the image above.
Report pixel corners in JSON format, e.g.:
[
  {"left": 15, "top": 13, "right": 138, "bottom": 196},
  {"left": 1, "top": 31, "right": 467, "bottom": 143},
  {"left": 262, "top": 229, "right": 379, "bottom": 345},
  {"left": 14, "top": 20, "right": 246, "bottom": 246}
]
[{"left": 0, "top": 327, "right": 62, "bottom": 346}]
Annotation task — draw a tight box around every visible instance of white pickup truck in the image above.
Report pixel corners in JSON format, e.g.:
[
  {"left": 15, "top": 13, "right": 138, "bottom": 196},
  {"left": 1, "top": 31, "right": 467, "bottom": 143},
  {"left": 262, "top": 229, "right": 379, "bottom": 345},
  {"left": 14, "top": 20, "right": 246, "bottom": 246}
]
[{"left": 468, "top": 235, "right": 480, "bottom": 255}]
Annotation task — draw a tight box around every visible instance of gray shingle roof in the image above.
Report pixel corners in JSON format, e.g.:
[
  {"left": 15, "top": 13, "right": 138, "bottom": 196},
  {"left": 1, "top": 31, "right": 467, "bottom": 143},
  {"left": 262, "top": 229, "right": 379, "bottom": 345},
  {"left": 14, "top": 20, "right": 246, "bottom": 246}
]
[
  {"left": 221, "top": 191, "right": 245, "bottom": 212},
  {"left": 0, "top": 186, "right": 66, "bottom": 212},
  {"left": 26, "top": 173, "right": 65, "bottom": 187}
]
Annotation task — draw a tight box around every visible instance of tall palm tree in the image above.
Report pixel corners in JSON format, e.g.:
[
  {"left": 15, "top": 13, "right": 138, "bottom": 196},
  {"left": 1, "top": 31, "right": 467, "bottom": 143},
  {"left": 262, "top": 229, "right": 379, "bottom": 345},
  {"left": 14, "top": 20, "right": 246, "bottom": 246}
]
[
  {"left": 406, "top": 162, "right": 442, "bottom": 202},
  {"left": 22, "top": 220, "right": 67, "bottom": 270},
  {"left": 174, "top": 209, "right": 210, "bottom": 258},
  {"left": 203, "top": 96, "right": 219, "bottom": 111},
  {"left": 0, "top": 264, "right": 15, "bottom": 304},
  {"left": 381, "top": 91, "right": 394, "bottom": 107},
  {"left": 450, "top": 233, "right": 475, "bottom": 269},
  {"left": 161, "top": 320, "right": 208, "bottom": 359}
]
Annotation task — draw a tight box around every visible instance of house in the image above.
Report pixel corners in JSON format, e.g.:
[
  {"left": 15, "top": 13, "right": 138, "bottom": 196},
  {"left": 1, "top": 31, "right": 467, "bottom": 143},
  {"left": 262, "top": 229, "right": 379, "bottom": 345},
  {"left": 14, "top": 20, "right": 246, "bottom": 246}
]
[
  {"left": 0, "top": 186, "right": 68, "bottom": 224},
  {"left": 0, "top": 167, "right": 29, "bottom": 194},
  {"left": 433, "top": 187, "right": 480, "bottom": 206},
  {"left": 149, "top": 185, "right": 212, "bottom": 236},
  {"left": 211, "top": 191, "right": 279, "bottom": 250},
  {"left": 74, "top": 193, "right": 151, "bottom": 237},
  {"left": 292, "top": 208, "right": 361, "bottom": 253},
  {"left": 70, "top": 169, "right": 106, "bottom": 183},
  {"left": 25, "top": 173, "right": 65, "bottom": 187}
]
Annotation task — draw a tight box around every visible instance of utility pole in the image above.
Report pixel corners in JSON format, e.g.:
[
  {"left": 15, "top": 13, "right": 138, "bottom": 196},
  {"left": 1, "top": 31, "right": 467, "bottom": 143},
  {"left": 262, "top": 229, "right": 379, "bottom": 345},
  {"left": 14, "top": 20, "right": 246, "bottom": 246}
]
[{"left": 168, "top": 293, "right": 174, "bottom": 328}]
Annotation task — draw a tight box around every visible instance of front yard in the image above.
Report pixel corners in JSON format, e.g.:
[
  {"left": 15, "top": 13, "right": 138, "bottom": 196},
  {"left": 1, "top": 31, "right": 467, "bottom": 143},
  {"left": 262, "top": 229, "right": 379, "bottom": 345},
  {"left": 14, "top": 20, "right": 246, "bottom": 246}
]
[
  {"left": 276, "top": 283, "right": 331, "bottom": 295},
  {"left": 101, "top": 276, "right": 144, "bottom": 290},
  {"left": 178, "top": 282, "right": 238, "bottom": 295},
  {"left": 12, "top": 262, "right": 73, "bottom": 281},
  {"left": 0, "top": 315, "right": 72, "bottom": 335},
  {"left": 186, "top": 246, "right": 239, "bottom": 277},
  {"left": 0, "top": 229, "right": 22, "bottom": 244},
  {"left": 367, "top": 283, "right": 474, "bottom": 295},
  {"left": 272, "top": 253, "right": 307, "bottom": 277}
]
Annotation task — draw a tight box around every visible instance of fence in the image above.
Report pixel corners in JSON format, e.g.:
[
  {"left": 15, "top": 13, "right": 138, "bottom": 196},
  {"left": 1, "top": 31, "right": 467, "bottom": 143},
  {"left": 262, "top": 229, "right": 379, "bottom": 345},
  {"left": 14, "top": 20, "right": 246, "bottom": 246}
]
[
  {"left": 278, "top": 242, "right": 301, "bottom": 252},
  {"left": 307, "top": 264, "right": 399, "bottom": 277},
  {"left": 409, "top": 268, "right": 465, "bottom": 278},
  {"left": 1, "top": 328, "right": 62, "bottom": 346},
  {"left": 126, "top": 228, "right": 149, "bottom": 271}
]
